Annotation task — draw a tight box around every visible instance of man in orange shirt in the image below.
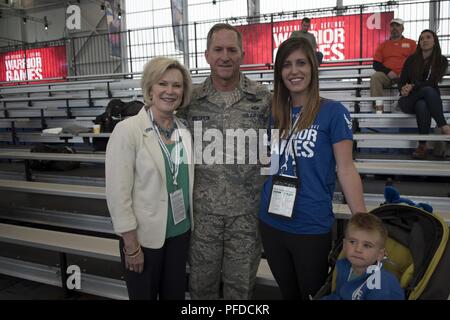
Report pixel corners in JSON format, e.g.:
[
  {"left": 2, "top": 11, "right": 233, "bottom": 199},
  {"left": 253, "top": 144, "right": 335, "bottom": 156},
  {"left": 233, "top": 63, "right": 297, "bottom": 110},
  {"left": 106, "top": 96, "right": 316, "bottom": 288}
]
[{"left": 370, "top": 18, "right": 416, "bottom": 99}]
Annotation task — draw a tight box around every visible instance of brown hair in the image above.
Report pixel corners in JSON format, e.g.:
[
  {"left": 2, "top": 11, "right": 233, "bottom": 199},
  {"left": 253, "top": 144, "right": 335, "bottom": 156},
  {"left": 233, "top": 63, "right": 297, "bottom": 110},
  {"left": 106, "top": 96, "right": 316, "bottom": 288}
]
[
  {"left": 272, "top": 37, "right": 321, "bottom": 138},
  {"left": 411, "top": 29, "right": 448, "bottom": 85},
  {"left": 141, "top": 56, "right": 192, "bottom": 109},
  {"left": 346, "top": 212, "right": 388, "bottom": 247}
]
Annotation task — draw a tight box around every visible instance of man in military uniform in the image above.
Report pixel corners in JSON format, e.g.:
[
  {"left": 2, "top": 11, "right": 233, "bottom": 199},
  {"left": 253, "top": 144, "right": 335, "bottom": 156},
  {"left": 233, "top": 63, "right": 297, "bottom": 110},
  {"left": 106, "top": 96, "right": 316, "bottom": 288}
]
[{"left": 177, "top": 23, "right": 271, "bottom": 299}]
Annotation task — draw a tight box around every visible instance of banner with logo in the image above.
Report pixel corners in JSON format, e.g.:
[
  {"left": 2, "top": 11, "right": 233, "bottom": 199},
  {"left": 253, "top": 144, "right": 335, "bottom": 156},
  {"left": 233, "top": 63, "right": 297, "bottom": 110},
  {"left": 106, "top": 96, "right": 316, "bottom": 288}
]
[
  {"left": 236, "top": 11, "right": 394, "bottom": 64},
  {"left": 0, "top": 46, "right": 67, "bottom": 84}
]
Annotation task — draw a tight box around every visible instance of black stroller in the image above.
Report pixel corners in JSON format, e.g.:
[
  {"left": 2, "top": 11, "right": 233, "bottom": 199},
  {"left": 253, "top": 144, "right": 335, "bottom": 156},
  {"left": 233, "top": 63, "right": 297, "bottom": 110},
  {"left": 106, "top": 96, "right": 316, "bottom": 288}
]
[{"left": 315, "top": 204, "right": 450, "bottom": 300}]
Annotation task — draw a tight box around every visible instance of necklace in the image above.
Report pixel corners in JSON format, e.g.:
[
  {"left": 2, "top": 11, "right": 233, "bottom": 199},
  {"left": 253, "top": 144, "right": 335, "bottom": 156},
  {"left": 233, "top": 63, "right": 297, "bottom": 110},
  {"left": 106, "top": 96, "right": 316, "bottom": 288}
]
[{"left": 153, "top": 120, "right": 176, "bottom": 140}]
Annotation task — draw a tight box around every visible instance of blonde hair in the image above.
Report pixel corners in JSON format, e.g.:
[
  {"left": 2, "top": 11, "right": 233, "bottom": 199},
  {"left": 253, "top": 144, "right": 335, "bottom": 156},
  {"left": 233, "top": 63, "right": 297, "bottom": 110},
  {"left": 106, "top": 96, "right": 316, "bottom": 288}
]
[
  {"left": 346, "top": 212, "right": 388, "bottom": 248},
  {"left": 141, "top": 56, "right": 192, "bottom": 109},
  {"left": 272, "top": 37, "right": 321, "bottom": 138}
]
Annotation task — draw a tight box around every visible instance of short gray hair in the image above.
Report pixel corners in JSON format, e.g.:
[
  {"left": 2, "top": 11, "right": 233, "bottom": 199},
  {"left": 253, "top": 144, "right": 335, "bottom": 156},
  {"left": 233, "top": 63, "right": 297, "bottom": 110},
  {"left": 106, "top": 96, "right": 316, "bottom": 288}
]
[
  {"left": 140, "top": 56, "right": 192, "bottom": 109},
  {"left": 206, "top": 23, "right": 243, "bottom": 52}
]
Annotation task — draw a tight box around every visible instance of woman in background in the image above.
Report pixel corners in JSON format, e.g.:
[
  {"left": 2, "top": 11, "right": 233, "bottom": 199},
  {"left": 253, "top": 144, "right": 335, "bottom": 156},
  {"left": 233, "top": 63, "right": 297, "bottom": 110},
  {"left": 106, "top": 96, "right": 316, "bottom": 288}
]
[{"left": 398, "top": 29, "right": 449, "bottom": 159}]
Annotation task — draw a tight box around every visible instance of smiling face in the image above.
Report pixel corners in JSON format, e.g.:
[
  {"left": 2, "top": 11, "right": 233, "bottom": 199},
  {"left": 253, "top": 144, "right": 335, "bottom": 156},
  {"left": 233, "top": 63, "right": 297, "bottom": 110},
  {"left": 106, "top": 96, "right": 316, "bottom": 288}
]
[
  {"left": 281, "top": 48, "right": 312, "bottom": 105},
  {"left": 344, "top": 227, "right": 385, "bottom": 274},
  {"left": 419, "top": 31, "right": 435, "bottom": 52},
  {"left": 205, "top": 29, "right": 244, "bottom": 83},
  {"left": 150, "top": 68, "right": 184, "bottom": 117}
]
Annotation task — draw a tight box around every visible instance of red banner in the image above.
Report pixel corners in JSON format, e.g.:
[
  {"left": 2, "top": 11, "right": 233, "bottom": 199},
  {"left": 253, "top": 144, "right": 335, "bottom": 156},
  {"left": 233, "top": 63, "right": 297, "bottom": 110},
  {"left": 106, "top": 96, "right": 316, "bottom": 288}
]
[
  {"left": 0, "top": 45, "right": 68, "bottom": 84},
  {"left": 237, "top": 11, "right": 394, "bottom": 65}
]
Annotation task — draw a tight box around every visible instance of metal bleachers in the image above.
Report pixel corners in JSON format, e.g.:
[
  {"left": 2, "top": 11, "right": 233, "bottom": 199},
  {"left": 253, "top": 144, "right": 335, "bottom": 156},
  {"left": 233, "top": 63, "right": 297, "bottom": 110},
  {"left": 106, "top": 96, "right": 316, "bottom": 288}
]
[{"left": 0, "top": 59, "right": 449, "bottom": 299}]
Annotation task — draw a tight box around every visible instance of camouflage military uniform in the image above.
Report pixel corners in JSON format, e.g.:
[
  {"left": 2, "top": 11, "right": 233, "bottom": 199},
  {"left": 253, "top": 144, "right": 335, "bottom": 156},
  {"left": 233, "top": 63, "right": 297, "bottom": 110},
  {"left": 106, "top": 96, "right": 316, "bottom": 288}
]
[{"left": 177, "top": 74, "right": 271, "bottom": 299}]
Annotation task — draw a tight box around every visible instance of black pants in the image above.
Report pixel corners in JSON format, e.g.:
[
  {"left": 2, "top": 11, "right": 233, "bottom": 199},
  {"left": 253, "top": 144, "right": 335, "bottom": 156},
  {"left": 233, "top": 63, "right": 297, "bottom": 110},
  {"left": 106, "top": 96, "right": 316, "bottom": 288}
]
[
  {"left": 119, "top": 231, "right": 190, "bottom": 300},
  {"left": 260, "top": 221, "right": 331, "bottom": 300},
  {"left": 399, "top": 86, "right": 448, "bottom": 144}
]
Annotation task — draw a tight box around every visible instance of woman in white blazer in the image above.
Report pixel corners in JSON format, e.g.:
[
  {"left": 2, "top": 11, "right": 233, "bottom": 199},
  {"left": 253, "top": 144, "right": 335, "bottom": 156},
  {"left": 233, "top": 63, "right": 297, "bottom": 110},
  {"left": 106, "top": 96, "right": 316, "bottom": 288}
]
[{"left": 105, "top": 57, "right": 194, "bottom": 300}]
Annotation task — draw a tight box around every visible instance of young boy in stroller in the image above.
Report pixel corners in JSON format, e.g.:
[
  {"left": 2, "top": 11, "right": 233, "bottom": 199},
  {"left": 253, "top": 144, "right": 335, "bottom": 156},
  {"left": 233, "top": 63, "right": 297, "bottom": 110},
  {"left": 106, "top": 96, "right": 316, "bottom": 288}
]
[
  {"left": 316, "top": 196, "right": 450, "bottom": 300},
  {"left": 321, "top": 212, "right": 404, "bottom": 300}
]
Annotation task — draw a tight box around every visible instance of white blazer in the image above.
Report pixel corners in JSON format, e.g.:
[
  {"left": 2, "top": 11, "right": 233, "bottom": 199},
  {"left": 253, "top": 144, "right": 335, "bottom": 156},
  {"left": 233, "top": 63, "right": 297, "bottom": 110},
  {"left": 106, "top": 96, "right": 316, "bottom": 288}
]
[{"left": 105, "top": 106, "right": 194, "bottom": 249}]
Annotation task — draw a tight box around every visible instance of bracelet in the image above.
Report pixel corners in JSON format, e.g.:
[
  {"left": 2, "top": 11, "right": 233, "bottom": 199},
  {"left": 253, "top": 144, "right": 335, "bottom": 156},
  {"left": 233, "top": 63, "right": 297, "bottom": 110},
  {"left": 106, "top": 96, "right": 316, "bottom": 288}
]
[
  {"left": 123, "top": 244, "right": 141, "bottom": 257},
  {"left": 127, "top": 246, "right": 142, "bottom": 259}
]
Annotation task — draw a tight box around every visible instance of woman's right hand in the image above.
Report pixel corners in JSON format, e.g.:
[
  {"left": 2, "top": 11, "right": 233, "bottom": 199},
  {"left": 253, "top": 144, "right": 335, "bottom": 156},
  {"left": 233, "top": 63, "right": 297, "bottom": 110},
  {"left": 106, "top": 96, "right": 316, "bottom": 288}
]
[
  {"left": 124, "top": 248, "right": 144, "bottom": 273},
  {"left": 401, "top": 83, "right": 414, "bottom": 96},
  {"left": 122, "top": 231, "right": 144, "bottom": 273}
]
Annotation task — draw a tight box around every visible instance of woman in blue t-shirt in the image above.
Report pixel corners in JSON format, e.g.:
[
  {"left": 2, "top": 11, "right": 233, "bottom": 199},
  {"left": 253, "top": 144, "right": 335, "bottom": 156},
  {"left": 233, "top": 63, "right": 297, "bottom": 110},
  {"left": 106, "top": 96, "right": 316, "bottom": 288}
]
[{"left": 259, "top": 37, "right": 367, "bottom": 300}]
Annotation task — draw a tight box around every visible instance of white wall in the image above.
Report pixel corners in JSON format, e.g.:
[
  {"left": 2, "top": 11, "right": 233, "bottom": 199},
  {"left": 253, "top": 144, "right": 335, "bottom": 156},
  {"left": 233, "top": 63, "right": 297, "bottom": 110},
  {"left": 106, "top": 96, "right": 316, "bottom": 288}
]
[
  {"left": 0, "top": 1, "right": 112, "bottom": 45},
  {"left": 0, "top": 15, "right": 24, "bottom": 46}
]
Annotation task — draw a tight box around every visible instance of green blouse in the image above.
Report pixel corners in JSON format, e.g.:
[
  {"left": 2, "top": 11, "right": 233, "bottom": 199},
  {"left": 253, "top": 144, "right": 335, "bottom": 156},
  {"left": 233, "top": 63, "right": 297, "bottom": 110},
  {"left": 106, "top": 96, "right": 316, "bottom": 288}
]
[{"left": 161, "top": 142, "right": 191, "bottom": 238}]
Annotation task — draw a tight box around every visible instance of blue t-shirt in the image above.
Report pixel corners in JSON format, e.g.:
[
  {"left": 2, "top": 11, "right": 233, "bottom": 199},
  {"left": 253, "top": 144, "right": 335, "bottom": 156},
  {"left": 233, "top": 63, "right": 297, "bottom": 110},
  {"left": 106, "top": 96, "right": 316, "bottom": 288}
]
[{"left": 259, "top": 99, "right": 353, "bottom": 234}]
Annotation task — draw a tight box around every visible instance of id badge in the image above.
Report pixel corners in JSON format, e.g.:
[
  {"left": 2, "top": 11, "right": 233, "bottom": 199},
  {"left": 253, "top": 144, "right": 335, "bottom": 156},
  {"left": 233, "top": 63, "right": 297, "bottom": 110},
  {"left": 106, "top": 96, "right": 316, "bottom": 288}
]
[
  {"left": 268, "top": 175, "right": 300, "bottom": 219},
  {"left": 170, "top": 189, "right": 186, "bottom": 225}
]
